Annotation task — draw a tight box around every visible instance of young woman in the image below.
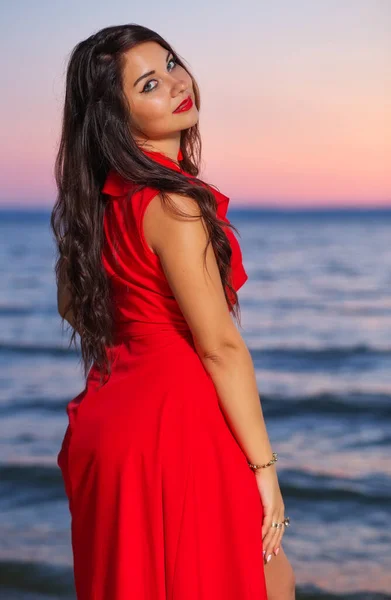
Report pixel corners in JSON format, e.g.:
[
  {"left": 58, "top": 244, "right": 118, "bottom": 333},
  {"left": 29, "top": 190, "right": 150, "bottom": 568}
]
[{"left": 52, "top": 23, "right": 295, "bottom": 600}]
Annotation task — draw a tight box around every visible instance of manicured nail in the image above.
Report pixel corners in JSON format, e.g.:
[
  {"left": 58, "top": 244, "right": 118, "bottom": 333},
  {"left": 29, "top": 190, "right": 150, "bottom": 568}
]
[
  {"left": 274, "top": 547, "right": 280, "bottom": 556},
  {"left": 263, "top": 550, "right": 266, "bottom": 557},
  {"left": 267, "top": 554, "right": 272, "bottom": 563}
]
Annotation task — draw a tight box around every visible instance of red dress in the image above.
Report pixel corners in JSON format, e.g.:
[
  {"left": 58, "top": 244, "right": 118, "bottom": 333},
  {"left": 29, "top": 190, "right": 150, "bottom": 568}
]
[{"left": 57, "top": 148, "right": 268, "bottom": 600}]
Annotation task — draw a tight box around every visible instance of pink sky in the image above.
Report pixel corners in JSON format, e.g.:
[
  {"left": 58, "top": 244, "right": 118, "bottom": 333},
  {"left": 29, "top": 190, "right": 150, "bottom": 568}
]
[{"left": 1, "top": 0, "right": 389, "bottom": 207}]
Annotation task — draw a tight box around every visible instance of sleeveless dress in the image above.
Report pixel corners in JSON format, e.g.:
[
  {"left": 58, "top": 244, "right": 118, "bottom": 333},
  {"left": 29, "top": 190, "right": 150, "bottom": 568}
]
[{"left": 57, "top": 148, "right": 268, "bottom": 600}]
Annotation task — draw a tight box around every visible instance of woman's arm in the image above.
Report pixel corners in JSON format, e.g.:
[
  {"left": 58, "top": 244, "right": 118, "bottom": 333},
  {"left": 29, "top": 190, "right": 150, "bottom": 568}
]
[
  {"left": 144, "top": 192, "right": 286, "bottom": 561},
  {"left": 144, "top": 193, "right": 272, "bottom": 464}
]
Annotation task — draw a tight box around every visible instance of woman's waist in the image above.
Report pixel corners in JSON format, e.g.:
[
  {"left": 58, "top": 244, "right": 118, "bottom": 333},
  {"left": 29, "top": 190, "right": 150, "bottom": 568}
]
[
  {"left": 112, "top": 319, "right": 192, "bottom": 342},
  {"left": 87, "top": 323, "right": 198, "bottom": 387}
]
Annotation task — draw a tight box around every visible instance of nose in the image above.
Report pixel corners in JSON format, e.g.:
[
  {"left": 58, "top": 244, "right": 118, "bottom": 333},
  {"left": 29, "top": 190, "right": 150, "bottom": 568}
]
[{"left": 171, "top": 79, "right": 188, "bottom": 97}]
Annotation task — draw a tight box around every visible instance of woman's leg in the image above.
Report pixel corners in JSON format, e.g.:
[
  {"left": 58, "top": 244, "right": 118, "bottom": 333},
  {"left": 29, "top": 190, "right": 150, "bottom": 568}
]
[{"left": 264, "top": 544, "right": 296, "bottom": 600}]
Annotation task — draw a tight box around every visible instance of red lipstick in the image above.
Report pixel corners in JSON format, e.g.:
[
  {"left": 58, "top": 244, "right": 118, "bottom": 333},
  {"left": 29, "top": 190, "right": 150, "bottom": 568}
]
[{"left": 173, "top": 95, "right": 193, "bottom": 113}]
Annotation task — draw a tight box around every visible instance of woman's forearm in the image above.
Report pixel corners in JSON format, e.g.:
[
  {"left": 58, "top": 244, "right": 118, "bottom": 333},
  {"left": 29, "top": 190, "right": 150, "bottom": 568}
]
[{"left": 199, "top": 338, "right": 273, "bottom": 465}]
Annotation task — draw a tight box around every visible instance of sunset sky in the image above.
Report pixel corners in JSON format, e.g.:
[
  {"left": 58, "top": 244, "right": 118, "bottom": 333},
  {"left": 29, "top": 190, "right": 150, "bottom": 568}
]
[{"left": 1, "top": 0, "right": 389, "bottom": 207}]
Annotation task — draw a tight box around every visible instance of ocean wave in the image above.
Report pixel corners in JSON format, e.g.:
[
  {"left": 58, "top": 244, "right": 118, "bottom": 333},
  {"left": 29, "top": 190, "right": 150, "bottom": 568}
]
[
  {"left": 0, "top": 560, "right": 74, "bottom": 598},
  {"left": 1, "top": 339, "right": 391, "bottom": 361},
  {"left": 0, "top": 396, "right": 71, "bottom": 415},
  {"left": 0, "top": 305, "right": 59, "bottom": 317},
  {"left": 0, "top": 341, "right": 77, "bottom": 357},
  {"left": 0, "top": 464, "right": 64, "bottom": 509},
  {"left": 1, "top": 462, "right": 390, "bottom": 511},
  {"left": 297, "top": 585, "right": 391, "bottom": 600},
  {"left": 0, "top": 306, "right": 36, "bottom": 317},
  {"left": 1, "top": 390, "right": 390, "bottom": 420},
  {"left": 0, "top": 559, "right": 389, "bottom": 599},
  {"left": 261, "top": 391, "right": 391, "bottom": 418},
  {"left": 280, "top": 469, "right": 391, "bottom": 505},
  {"left": 0, "top": 464, "right": 60, "bottom": 485},
  {"left": 251, "top": 343, "right": 391, "bottom": 361}
]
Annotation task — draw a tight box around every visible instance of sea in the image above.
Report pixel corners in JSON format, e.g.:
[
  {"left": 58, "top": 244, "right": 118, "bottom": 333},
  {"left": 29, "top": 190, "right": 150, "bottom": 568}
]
[{"left": 0, "top": 207, "right": 390, "bottom": 600}]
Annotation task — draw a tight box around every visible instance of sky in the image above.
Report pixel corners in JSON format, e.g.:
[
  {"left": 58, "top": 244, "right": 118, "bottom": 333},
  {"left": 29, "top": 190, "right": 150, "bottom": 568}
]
[{"left": 0, "top": 0, "right": 389, "bottom": 208}]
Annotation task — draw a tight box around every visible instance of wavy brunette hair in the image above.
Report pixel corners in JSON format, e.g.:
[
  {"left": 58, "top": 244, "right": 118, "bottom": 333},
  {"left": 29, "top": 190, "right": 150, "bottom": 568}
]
[{"left": 51, "top": 23, "right": 242, "bottom": 384}]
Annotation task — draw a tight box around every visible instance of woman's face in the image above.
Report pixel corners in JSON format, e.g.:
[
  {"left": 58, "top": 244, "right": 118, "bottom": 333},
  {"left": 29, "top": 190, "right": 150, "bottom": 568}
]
[{"left": 122, "top": 41, "right": 198, "bottom": 143}]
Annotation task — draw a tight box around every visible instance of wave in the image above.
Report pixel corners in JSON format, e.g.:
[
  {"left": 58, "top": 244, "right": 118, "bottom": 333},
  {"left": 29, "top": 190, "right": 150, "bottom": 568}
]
[
  {"left": 280, "top": 469, "right": 391, "bottom": 505},
  {"left": 0, "top": 396, "right": 71, "bottom": 415},
  {"left": 0, "top": 560, "right": 74, "bottom": 598},
  {"left": 0, "top": 306, "right": 36, "bottom": 317},
  {"left": 1, "top": 339, "right": 391, "bottom": 361},
  {"left": 251, "top": 343, "right": 391, "bottom": 362},
  {"left": 0, "top": 464, "right": 64, "bottom": 509},
  {"left": 0, "top": 306, "right": 59, "bottom": 317},
  {"left": 297, "top": 585, "right": 391, "bottom": 600},
  {"left": 0, "top": 341, "right": 77, "bottom": 357},
  {"left": 1, "top": 462, "right": 390, "bottom": 511},
  {"left": 261, "top": 391, "right": 391, "bottom": 419},
  {"left": 0, "top": 559, "right": 390, "bottom": 599},
  {"left": 1, "top": 390, "right": 390, "bottom": 420}
]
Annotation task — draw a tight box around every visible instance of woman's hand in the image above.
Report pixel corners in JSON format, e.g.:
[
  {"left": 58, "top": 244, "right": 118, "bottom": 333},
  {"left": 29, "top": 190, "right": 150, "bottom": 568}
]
[{"left": 254, "top": 466, "right": 286, "bottom": 565}]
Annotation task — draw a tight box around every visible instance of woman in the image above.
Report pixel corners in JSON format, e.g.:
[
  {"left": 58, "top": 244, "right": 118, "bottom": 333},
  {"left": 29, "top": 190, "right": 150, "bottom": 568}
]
[{"left": 52, "top": 23, "right": 295, "bottom": 600}]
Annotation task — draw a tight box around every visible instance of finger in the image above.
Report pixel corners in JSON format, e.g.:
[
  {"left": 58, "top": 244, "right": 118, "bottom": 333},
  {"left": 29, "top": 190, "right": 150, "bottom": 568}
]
[
  {"left": 265, "top": 512, "right": 286, "bottom": 562},
  {"left": 262, "top": 518, "right": 281, "bottom": 564},
  {"left": 272, "top": 513, "right": 286, "bottom": 555},
  {"left": 267, "top": 527, "right": 282, "bottom": 564},
  {"left": 261, "top": 515, "right": 273, "bottom": 557},
  {"left": 264, "top": 533, "right": 280, "bottom": 564},
  {"left": 272, "top": 525, "right": 285, "bottom": 556}
]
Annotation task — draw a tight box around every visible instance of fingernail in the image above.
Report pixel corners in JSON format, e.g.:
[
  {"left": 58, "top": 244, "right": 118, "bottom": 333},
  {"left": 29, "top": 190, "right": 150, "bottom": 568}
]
[
  {"left": 274, "top": 547, "right": 280, "bottom": 556},
  {"left": 267, "top": 554, "right": 272, "bottom": 563},
  {"left": 263, "top": 550, "right": 266, "bottom": 557}
]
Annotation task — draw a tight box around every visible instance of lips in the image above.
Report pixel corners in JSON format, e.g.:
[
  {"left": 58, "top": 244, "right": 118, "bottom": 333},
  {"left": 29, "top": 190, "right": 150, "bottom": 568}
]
[{"left": 173, "top": 95, "right": 193, "bottom": 113}]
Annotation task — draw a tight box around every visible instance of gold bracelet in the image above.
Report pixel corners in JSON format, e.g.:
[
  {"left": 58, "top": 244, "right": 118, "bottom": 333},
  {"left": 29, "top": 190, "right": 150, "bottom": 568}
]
[{"left": 247, "top": 452, "right": 278, "bottom": 471}]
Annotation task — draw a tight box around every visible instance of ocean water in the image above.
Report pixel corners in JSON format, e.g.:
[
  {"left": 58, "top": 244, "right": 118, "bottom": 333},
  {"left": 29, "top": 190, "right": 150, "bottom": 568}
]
[{"left": 0, "top": 207, "right": 390, "bottom": 600}]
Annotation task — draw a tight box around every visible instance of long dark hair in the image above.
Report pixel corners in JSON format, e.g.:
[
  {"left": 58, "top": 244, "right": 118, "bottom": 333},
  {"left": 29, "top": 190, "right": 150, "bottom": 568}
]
[{"left": 51, "top": 23, "right": 242, "bottom": 383}]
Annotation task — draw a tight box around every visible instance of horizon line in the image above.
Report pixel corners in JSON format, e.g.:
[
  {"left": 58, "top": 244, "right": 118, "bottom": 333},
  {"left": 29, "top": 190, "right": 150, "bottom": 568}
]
[{"left": 1, "top": 205, "right": 391, "bottom": 214}]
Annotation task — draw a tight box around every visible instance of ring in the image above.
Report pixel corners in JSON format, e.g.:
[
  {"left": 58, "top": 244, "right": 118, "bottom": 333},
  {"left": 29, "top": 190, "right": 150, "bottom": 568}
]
[{"left": 271, "top": 517, "right": 291, "bottom": 529}]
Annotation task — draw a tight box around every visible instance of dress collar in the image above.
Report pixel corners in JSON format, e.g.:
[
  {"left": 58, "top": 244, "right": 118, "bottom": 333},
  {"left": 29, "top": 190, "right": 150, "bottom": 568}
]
[
  {"left": 141, "top": 147, "right": 183, "bottom": 172},
  {"left": 102, "top": 147, "right": 183, "bottom": 196}
]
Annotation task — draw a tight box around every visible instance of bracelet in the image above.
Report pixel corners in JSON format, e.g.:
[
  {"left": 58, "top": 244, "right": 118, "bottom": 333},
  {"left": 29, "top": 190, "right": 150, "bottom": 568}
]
[{"left": 247, "top": 452, "right": 278, "bottom": 471}]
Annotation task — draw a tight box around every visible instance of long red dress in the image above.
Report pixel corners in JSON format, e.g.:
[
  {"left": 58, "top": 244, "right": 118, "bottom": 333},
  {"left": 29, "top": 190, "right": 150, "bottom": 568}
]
[{"left": 57, "top": 147, "right": 268, "bottom": 600}]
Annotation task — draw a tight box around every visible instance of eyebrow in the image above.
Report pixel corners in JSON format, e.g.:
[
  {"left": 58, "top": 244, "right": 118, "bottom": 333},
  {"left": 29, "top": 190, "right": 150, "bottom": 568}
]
[{"left": 133, "top": 50, "right": 172, "bottom": 88}]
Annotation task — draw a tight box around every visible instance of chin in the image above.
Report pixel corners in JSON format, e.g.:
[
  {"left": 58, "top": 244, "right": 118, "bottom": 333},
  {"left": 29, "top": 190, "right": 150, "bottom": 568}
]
[{"left": 175, "top": 112, "right": 199, "bottom": 129}]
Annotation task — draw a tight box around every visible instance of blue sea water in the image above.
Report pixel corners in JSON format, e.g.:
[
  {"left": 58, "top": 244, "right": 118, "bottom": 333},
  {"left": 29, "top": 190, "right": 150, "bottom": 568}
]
[{"left": 0, "top": 207, "right": 390, "bottom": 599}]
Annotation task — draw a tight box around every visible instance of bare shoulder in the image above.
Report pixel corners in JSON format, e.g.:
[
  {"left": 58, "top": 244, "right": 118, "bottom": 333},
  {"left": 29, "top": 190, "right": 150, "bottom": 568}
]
[
  {"left": 144, "top": 191, "right": 202, "bottom": 232},
  {"left": 143, "top": 192, "right": 243, "bottom": 357},
  {"left": 143, "top": 191, "right": 212, "bottom": 285}
]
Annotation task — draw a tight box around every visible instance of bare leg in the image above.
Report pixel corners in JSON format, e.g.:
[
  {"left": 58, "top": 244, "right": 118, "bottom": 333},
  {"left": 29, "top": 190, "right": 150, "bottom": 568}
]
[{"left": 263, "top": 544, "right": 296, "bottom": 600}]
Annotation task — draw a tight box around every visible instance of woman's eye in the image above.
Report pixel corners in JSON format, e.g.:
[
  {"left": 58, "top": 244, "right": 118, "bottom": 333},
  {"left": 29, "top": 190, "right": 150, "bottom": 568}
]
[
  {"left": 168, "top": 57, "right": 177, "bottom": 71},
  {"left": 142, "top": 56, "right": 177, "bottom": 93},
  {"left": 142, "top": 81, "right": 155, "bottom": 93}
]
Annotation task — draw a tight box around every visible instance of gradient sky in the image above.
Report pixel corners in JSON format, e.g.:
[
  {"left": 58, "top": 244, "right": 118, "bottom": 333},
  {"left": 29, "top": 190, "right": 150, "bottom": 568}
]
[{"left": 1, "top": 0, "right": 389, "bottom": 207}]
